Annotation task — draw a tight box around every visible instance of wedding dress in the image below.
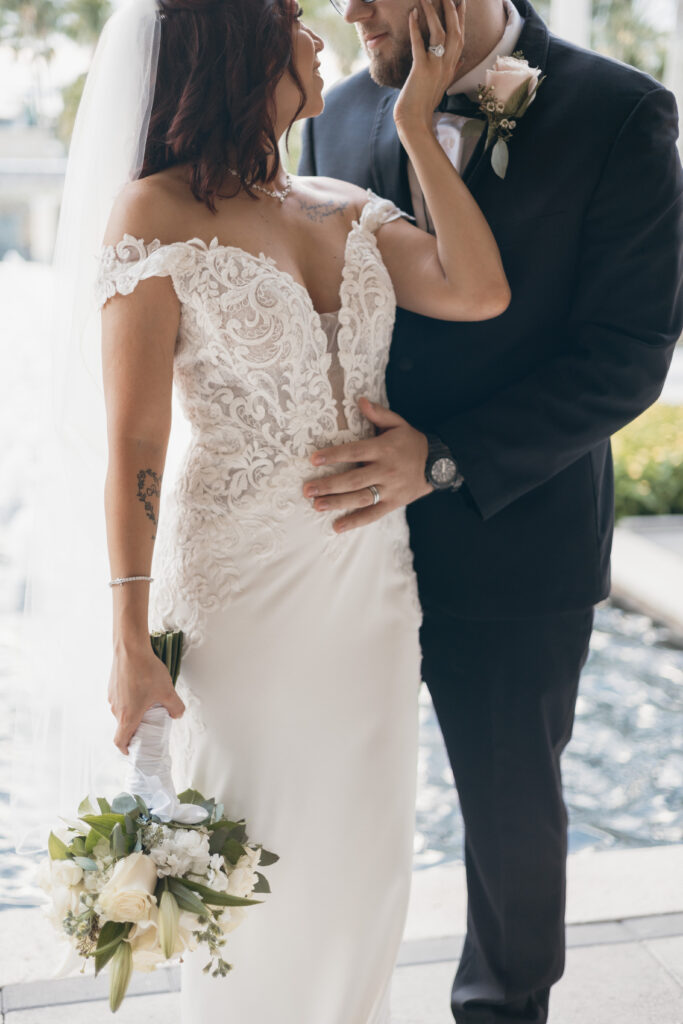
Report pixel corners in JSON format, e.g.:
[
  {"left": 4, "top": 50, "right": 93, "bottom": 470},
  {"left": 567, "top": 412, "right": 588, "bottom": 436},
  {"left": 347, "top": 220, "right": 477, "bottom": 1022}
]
[{"left": 95, "top": 188, "right": 423, "bottom": 1024}]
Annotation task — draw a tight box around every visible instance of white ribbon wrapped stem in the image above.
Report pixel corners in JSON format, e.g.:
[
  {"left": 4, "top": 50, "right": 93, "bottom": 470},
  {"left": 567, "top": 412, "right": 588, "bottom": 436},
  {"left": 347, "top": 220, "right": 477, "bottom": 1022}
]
[{"left": 125, "top": 704, "right": 208, "bottom": 825}]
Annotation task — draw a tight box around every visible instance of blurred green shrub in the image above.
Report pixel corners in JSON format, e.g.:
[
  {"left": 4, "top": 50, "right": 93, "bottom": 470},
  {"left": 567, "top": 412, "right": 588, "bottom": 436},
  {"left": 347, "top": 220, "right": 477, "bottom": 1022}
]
[{"left": 612, "top": 404, "right": 683, "bottom": 519}]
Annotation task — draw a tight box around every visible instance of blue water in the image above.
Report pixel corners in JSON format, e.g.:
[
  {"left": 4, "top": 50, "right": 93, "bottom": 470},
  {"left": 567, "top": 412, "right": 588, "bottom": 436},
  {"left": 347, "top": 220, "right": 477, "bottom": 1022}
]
[
  {"left": 2, "top": 603, "right": 682, "bottom": 906},
  {"left": 413, "top": 603, "right": 683, "bottom": 868}
]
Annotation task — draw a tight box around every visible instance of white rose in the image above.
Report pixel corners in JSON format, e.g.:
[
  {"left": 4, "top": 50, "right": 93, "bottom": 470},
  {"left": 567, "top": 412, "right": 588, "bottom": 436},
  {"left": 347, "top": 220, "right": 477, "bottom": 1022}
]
[
  {"left": 52, "top": 859, "right": 84, "bottom": 888},
  {"left": 99, "top": 852, "right": 158, "bottom": 923},
  {"left": 485, "top": 55, "right": 542, "bottom": 109},
  {"left": 48, "top": 881, "right": 85, "bottom": 928}
]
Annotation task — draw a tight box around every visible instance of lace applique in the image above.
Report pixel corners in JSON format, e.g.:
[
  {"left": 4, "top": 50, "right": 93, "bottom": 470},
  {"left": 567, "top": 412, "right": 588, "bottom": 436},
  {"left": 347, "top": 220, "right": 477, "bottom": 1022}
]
[{"left": 96, "top": 189, "right": 421, "bottom": 654}]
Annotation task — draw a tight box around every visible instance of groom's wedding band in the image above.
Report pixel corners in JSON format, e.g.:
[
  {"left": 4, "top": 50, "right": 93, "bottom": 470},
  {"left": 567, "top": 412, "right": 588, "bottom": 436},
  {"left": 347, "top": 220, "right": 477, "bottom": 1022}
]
[
  {"left": 368, "top": 485, "right": 381, "bottom": 506},
  {"left": 428, "top": 43, "right": 445, "bottom": 57}
]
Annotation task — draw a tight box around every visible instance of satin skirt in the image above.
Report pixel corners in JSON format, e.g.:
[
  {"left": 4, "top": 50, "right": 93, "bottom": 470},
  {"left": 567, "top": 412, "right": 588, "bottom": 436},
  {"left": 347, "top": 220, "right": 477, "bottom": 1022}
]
[{"left": 173, "top": 507, "right": 423, "bottom": 1024}]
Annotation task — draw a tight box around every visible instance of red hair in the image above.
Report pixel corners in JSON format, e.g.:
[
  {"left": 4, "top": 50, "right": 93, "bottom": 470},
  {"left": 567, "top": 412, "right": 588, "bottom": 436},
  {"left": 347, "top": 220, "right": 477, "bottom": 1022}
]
[{"left": 141, "top": 0, "right": 306, "bottom": 210}]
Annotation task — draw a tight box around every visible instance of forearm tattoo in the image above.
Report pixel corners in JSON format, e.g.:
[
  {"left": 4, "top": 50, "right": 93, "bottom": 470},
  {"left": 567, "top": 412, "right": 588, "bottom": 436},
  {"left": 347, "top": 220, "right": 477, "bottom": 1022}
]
[
  {"left": 295, "top": 195, "right": 349, "bottom": 223},
  {"left": 136, "top": 468, "right": 162, "bottom": 540}
]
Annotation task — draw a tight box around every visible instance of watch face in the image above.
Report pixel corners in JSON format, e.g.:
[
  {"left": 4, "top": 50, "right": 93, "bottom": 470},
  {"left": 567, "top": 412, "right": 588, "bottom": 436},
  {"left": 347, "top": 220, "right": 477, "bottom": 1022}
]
[{"left": 431, "top": 456, "right": 457, "bottom": 486}]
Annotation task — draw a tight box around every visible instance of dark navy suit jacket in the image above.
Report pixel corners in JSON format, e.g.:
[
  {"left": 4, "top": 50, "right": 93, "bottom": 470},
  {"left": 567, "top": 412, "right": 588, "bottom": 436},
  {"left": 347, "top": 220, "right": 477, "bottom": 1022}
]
[{"left": 299, "top": 0, "right": 683, "bottom": 618}]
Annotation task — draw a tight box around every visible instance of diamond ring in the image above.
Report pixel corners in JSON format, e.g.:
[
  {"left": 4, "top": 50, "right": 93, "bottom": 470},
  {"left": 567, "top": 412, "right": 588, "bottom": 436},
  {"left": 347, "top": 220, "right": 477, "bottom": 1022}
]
[
  {"left": 428, "top": 43, "right": 445, "bottom": 57},
  {"left": 368, "top": 485, "right": 381, "bottom": 506}
]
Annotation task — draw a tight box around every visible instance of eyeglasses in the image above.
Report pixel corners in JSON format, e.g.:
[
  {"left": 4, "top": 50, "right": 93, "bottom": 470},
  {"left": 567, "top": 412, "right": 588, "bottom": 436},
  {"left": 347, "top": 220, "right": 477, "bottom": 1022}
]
[{"left": 328, "top": 0, "right": 377, "bottom": 14}]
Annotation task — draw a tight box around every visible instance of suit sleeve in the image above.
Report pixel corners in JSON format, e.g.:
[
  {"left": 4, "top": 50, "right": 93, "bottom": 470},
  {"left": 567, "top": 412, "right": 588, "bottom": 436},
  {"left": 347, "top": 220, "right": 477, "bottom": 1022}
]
[
  {"left": 298, "top": 117, "right": 317, "bottom": 176},
  {"left": 436, "top": 85, "right": 683, "bottom": 521}
]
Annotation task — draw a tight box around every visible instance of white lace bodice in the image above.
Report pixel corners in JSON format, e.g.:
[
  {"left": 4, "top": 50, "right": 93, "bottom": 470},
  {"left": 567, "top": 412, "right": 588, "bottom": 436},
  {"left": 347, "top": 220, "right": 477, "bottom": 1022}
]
[{"left": 96, "top": 188, "right": 417, "bottom": 649}]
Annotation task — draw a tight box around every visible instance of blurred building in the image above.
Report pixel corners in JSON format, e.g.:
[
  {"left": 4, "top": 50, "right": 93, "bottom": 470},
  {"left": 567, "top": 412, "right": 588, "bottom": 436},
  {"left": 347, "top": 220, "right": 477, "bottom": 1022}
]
[{"left": 0, "top": 119, "right": 65, "bottom": 263}]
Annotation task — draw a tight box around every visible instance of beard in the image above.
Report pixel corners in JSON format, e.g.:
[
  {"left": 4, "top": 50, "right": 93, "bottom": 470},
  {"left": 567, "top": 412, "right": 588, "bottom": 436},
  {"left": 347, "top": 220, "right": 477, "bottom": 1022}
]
[{"left": 366, "top": 31, "right": 417, "bottom": 89}]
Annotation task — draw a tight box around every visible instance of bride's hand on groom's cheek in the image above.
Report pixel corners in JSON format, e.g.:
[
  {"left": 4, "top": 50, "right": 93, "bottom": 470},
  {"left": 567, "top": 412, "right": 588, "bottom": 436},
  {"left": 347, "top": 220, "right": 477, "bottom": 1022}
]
[{"left": 303, "top": 397, "right": 434, "bottom": 533}]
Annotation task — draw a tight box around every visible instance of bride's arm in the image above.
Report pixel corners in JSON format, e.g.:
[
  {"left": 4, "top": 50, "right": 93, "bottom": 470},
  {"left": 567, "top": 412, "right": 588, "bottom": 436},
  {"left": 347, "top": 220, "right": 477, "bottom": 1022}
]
[
  {"left": 377, "top": 0, "right": 510, "bottom": 322},
  {"left": 101, "top": 188, "right": 185, "bottom": 754}
]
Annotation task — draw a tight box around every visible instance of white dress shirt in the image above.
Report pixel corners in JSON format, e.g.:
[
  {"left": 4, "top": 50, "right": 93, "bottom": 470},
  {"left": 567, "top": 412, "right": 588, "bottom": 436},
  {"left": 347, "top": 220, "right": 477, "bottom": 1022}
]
[{"left": 407, "top": 0, "right": 524, "bottom": 233}]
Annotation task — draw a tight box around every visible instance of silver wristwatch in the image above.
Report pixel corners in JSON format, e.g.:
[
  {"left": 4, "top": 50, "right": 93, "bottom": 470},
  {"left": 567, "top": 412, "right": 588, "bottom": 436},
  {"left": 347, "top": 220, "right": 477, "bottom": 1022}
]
[{"left": 424, "top": 433, "right": 464, "bottom": 491}]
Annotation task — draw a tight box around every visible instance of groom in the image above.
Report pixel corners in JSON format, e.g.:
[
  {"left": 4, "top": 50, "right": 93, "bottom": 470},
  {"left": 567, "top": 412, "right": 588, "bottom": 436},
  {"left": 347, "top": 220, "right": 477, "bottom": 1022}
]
[{"left": 299, "top": 0, "right": 683, "bottom": 1020}]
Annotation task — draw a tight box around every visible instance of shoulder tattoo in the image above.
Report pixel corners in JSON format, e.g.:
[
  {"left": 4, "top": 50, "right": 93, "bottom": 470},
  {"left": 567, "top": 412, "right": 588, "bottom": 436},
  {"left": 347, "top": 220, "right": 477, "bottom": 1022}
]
[{"left": 295, "top": 194, "right": 350, "bottom": 223}]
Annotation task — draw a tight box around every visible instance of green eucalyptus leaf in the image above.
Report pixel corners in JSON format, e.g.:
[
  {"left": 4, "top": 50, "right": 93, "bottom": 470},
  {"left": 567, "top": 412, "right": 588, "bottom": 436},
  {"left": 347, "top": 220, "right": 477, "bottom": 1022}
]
[
  {"left": 85, "top": 828, "right": 100, "bottom": 854},
  {"left": 176, "top": 788, "right": 208, "bottom": 806},
  {"left": 252, "top": 872, "right": 270, "bottom": 894},
  {"left": 70, "top": 836, "right": 88, "bottom": 858},
  {"left": 133, "top": 794, "right": 149, "bottom": 815},
  {"left": 221, "top": 839, "right": 246, "bottom": 865},
  {"left": 209, "top": 827, "right": 231, "bottom": 855},
  {"left": 78, "top": 795, "right": 96, "bottom": 817},
  {"left": 516, "top": 75, "right": 545, "bottom": 119},
  {"left": 111, "top": 822, "right": 129, "bottom": 860},
  {"left": 73, "top": 856, "right": 99, "bottom": 871},
  {"left": 123, "top": 813, "right": 138, "bottom": 835},
  {"left": 111, "top": 793, "right": 140, "bottom": 815},
  {"left": 180, "top": 877, "right": 261, "bottom": 907},
  {"left": 48, "top": 832, "right": 70, "bottom": 861},
  {"left": 94, "top": 921, "right": 130, "bottom": 975},
  {"left": 491, "top": 139, "right": 509, "bottom": 179},
  {"left": 80, "top": 813, "right": 126, "bottom": 836},
  {"left": 504, "top": 77, "right": 531, "bottom": 116},
  {"left": 167, "top": 877, "right": 212, "bottom": 918},
  {"left": 227, "top": 823, "right": 247, "bottom": 844},
  {"left": 256, "top": 847, "right": 280, "bottom": 867},
  {"left": 207, "top": 818, "right": 242, "bottom": 833}
]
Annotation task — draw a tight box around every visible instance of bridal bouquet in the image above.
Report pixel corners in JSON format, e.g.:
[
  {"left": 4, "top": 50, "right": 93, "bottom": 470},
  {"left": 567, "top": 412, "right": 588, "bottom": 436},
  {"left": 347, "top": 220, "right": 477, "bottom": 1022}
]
[{"left": 36, "top": 630, "right": 279, "bottom": 1012}]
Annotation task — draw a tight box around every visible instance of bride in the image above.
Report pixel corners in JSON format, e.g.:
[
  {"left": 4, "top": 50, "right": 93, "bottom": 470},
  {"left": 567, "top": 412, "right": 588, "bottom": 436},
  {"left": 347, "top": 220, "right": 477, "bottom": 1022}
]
[{"left": 93, "top": 0, "right": 509, "bottom": 1019}]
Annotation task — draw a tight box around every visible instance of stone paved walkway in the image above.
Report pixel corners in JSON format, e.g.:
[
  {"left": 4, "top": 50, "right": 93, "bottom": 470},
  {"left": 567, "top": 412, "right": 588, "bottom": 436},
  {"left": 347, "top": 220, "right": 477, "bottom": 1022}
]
[
  {"left": 2, "top": 911, "right": 683, "bottom": 1023},
  {"left": 2, "top": 846, "right": 682, "bottom": 1023}
]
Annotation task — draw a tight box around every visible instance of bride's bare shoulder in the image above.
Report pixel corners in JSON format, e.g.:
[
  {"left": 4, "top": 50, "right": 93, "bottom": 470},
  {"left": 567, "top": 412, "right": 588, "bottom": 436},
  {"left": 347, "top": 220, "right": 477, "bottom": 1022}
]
[{"left": 102, "top": 170, "right": 188, "bottom": 248}]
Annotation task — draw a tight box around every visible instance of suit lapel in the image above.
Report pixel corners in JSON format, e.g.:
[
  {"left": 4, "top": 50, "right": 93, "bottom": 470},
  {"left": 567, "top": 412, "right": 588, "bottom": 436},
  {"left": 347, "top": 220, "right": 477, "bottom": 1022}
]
[
  {"left": 371, "top": 90, "right": 414, "bottom": 216},
  {"left": 462, "top": 0, "right": 551, "bottom": 189},
  {"left": 369, "top": 1, "right": 552, "bottom": 206}
]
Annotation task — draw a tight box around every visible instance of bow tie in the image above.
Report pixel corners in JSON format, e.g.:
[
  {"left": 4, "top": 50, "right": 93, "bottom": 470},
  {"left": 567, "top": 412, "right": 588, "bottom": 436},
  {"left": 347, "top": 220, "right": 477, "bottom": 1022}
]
[{"left": 436, "top": 92, "right": 486, "bottom": 119}]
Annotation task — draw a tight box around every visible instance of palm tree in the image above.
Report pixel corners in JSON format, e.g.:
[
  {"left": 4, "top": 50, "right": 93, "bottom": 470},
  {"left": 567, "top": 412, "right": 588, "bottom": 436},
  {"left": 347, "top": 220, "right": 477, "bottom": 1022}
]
[
  {"left": 56, "top": 0, "right": 111, "bottom": 143},
  {"left": 0, "top": 0, "right": 61, "bottom": 124},
  {"left": 592, "top": 0, "right": 667, "bottom": 80}
]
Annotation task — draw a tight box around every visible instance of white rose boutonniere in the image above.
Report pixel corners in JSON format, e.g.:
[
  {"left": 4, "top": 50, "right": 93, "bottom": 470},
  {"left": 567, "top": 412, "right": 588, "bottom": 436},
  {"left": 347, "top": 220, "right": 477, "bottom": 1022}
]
[{"left": 466, "top": 51, "right": 545, "bottom": 180}]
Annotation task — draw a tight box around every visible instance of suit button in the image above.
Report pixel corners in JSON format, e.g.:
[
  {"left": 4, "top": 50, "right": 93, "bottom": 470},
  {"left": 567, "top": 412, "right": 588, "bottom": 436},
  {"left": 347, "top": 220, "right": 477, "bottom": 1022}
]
[{"left": 397, "top": 357, "right": 414, "bottom": 372}]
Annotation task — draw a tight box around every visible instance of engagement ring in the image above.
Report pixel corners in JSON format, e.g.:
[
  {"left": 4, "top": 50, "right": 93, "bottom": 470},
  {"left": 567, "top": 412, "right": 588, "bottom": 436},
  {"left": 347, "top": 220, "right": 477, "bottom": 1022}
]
[{"left": 428, "top": 44, "right": 445, "bottom": 57}]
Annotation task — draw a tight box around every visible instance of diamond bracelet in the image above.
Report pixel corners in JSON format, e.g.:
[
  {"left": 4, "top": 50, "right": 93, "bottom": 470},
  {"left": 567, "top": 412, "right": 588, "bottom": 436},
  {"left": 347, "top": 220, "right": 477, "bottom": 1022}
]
[{"left": 108, "top": 575, "right": 154, "bottom": 587}]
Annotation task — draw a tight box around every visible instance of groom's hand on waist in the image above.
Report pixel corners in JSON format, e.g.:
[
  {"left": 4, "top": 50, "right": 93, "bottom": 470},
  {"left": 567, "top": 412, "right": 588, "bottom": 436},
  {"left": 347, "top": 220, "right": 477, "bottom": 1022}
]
[{"left": 303, "top": 397, "right": 434, "bottom": 533}]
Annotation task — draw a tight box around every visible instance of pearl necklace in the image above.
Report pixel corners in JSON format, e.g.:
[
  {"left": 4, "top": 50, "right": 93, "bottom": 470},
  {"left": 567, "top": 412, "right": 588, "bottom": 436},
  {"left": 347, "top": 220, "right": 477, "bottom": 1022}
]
[{"left": 225, "top": 168, "right": 293, "bottom": 204}]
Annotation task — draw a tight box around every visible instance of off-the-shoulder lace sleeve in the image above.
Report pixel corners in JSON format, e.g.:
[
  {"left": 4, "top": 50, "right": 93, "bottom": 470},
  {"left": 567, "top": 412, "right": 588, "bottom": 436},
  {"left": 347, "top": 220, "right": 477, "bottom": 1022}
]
[
  {"left": 358, "top": 188, "right": 415, "bottom": 234},
  {"left": 95, "top": 234, "right": 180, "bottom": 309}
]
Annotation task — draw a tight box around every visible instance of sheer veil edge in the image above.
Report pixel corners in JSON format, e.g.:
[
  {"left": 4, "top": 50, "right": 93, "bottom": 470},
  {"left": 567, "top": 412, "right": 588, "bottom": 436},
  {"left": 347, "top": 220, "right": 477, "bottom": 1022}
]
[{"left": 10, "top": 0, "right": 163, "bottom": 855}]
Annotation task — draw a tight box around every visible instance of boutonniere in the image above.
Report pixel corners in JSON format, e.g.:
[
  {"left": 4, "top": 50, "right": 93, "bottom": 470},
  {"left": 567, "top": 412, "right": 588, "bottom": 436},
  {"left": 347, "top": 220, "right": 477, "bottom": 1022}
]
[{"left": 463, "top": 51, "right": 545, "bottom": 179}]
